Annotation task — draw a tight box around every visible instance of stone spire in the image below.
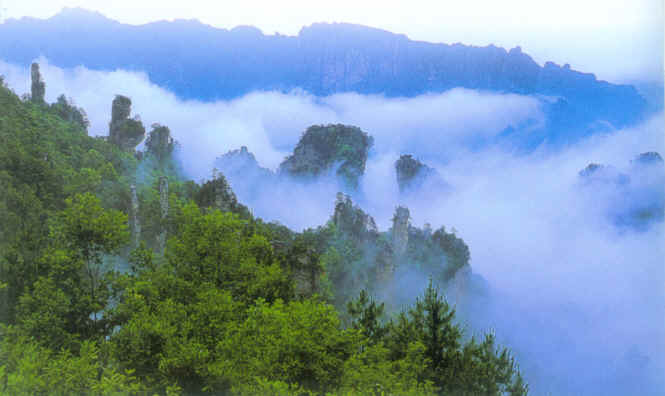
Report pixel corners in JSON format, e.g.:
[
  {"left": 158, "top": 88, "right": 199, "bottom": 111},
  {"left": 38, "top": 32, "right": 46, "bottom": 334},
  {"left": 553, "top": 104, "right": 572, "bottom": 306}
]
[
  {"left": 108, "top": 95, "right": 145, "bottom": 151},
  {"left": 30, "top": 62, "right": 45, "bottom": 104},
  {"left": 392, "top": 206, "right": 410, "bottom": 257},
  {"left": 145, "top": 123, "right": 174, "bottom": 162},
  {"left": 130, "top": 184, "right": 141, "bottom": 247},
  {"left": 158, "top": 176, "right": 169, "bottom": 251}
]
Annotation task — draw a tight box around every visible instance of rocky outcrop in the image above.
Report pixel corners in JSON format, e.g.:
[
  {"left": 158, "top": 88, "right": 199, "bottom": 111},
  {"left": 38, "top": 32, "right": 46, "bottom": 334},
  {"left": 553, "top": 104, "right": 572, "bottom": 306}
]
[
  {"left": 395, "top": 154, "right": 444, "bottom": 193},
  {"left": 578, "top": 163, "right": 629, "bottom": 185},
  {"left": 108, "top": 95, "right": 145, "bottom": 151},
  {"left": 158, "top": 176, "right": 168, "bottom": 251},
  {"left": 215, "top": 146, "right": 272, "bottom": 180},
  {"left": 30, "top": 63, "right": 45, "bottom": 104},
  {"left": 391, "top": 206, "right": 410, "bottom": 258},
  {"left": 214, "top": 146, "right": 274, "bottom": 198},
  {"left": 632, "top": 152, "right": 663, "bottom": 166},
  {"left": 291, "top": 247, "right": 323, "bottom": 298},
  {"left": 279, "top": 124, "right": 373, "bottom": 189},
  {"left": 145, "top": 123, "right": 175, "bottom": 162},
  {"left": 580, "top": 152, "right": 662, "bottom": 185},
  {"left": 578, "top": 153, "right": 664, "bottom": 228},
  {"left": 195, "top": 170, "right": 249, "bottom": 216},
  {"left": 130, "top": 184, "right": 141, "bottom": 247},
  {"left": 332, "top": 192, "right": 378, "bottom": 240},
  {"left": 578, "top": 163, "right": 603, "bottom": 178},
  {"left": 448, "top": 263, "right": 472, "bottom": 306},
  {"left": 51, "top": 94, "right": 88, "bottom": 130},
  {"left": 431, "top": 226, "right": 471, "bottom": 280}
]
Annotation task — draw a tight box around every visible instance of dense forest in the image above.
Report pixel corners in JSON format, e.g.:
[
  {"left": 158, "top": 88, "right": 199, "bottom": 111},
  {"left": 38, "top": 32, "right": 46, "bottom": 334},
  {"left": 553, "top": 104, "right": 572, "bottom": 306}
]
[{"left": 0, "top": 65, "right": 527, "bottom": 395}]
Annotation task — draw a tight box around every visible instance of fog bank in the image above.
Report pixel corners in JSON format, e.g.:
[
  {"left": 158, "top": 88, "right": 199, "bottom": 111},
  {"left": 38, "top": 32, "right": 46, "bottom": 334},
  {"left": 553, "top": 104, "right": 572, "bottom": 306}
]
[{"left": 1, "top": 59, "right": 663, "bottom": 395}]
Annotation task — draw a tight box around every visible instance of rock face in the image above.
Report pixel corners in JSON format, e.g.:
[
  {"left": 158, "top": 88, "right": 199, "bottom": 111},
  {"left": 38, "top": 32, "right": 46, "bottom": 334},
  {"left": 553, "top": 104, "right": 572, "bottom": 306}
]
[
  {"left": 145, "top": 124, "right": 175, "bottom": 162},
  {"left": 633, "top": 152, "right": 664, "bottom": 166},
  {"left": 51, "top": 94, "right": 89, "bottom": 130},
  {"left": 333, "top": 192, "right": 378, "bottom": 239},
  {"left": 448, "top": 263, "right": 472, "bottom": 306},
  {"left": 30, "top": 62, "right": 45, "bottom": 104},
  {"left": 395, "top": 154, "right": 441, "bottom": 192},
  {"left": 391, "top": 206, "right": 410, "bottom": 257},
  {"left": 108, "top": 95, "right": 145, "bottom": 151},
  {"left": 214, "top": 146, "right": 273, "bottom": 196},
  {"left": 578, "top": 163, "right": 629, "bottom": 185},
  {"left": 158, "top": 176, "right": 169, "bottom": 251},
  {"left": 130, "top": 184, "right": 141, "bottom": 247},
  {"left": 195, "top": 171, "right": 249, "bottom": 216},
  {"left": 215, "top": 146, "right": 272, "bottom": 179},
  {"left": 578, "top": 153, "right": 664, "bottom": 228},
  {"left": 578, "top": 163, "right": 603, "bottom": 177},
  {"left": 0, "top": 9, "right": 648, "bottom": 138},
  {"left": 279, "top": 124, "right": 373, "bottom": 189}
]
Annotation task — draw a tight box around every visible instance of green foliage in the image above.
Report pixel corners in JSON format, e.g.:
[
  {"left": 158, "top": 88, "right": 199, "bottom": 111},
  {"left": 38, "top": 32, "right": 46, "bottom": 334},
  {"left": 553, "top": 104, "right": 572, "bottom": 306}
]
[
  {"left": 0, "top": 326, "right": 145, "bottom": 395},
  {"left": 0, "top": 82, "right": 136, "bottom": 324},
  {"left": 194, "top": 172, "right": 251, "bottom": 218},
  {"left": 54, "top": 193, "right": 130, "bottom": 262},
  {"left": 281, "top": 193, "right": 473, "bottom": 316},
  {"left": 218, "top": 298, "right": 354, "bottom": 393},
  {"left": 50, "top": 94, "right": 89, "bottom": 130},
  {"left": 384, "top": 281, "right": 527, "bottom": 395},
  {"left": 0, "top": 82, "right": 527, "bottom": 395},
  {"left": 145, "top": 123, "right": 175, "bottom": 163},
  {"left": 395, "top": 154, "right": 438, "bottom": 192},
  {"left": 15, "top": 193, "right": 129, "bottom": 346},
  {"left": 280, "top": 124, "right": 373, "bottom": 189},
  {"left": 431, "top": 226, "right": 471, "bottom": 277},
  {"left": 16, "top": 276, "right": 74, "bottom": 349},
  {"left": 29, "top": 63, "right": 45, "bottom": 105},
  {"left": 232, "top": 377, "right": 315, "bottom": 396},
  {"left": 167, "top": 204, "right": 293, "bottom": 303},
  {"left": 109, "top": 95, "right": 145, "bottom": 151},
  {"left": 337, "top": 341, "right": 437, "bottom": 396},
  {"left": 347, "top": 289, "right": 387, "bottom": 344}
]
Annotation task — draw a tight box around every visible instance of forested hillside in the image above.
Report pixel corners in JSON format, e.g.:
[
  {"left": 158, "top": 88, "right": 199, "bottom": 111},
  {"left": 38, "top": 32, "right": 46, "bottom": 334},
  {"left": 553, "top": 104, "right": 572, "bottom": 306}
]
[{"left": 0, "top": 68, "right": 527, "bottom": 395}]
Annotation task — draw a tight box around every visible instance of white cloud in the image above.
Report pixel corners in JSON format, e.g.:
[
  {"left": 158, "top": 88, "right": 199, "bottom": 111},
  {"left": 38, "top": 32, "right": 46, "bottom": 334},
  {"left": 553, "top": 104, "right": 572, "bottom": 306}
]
[
  {"left": 1, "top": 59, "right": 663, "bottom": 394},
  {"left": 0, "top": 58, "right": 544, "bottom": 178}
]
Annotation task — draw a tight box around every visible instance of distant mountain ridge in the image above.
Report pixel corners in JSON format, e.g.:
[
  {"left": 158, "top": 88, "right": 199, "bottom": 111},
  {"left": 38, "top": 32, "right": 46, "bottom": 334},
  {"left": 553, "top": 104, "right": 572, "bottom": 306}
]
[{"left": 0, "top": 8, "right": 649, "bottom": 140}]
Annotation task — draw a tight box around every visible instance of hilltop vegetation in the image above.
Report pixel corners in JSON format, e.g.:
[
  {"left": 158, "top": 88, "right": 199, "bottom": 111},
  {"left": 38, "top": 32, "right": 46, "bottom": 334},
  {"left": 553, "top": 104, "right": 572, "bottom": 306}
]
[
  {"left": 0, "top": 70, "right": 527, "bottom": 395},
  {"left": 279, "top": 124, "right": 373, "bottom": 190},
  {"left": 578, "top": 152, "right": 664, "bottom": 229}
]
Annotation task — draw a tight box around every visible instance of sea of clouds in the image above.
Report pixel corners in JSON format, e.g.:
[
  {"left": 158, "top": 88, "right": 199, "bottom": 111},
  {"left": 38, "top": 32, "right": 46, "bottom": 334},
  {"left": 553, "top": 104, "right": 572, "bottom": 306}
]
[{"left": 1, "top": 59, "right": 663, "bottom": 395}]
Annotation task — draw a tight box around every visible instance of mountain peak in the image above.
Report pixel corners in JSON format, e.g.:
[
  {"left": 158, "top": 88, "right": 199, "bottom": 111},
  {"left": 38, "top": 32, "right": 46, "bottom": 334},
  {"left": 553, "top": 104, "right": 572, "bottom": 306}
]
[
  {"left": 299, "top": 22, "right": 408, "bottom": 40},
  {"left": 0, "top": 10, "right": 648, "bottom": 136},
  {"left": 230, "top": 25, "right": 264, "bottom": 36},
  {"left": 51, "top": 7, "right": 113, "bottom": 23}
]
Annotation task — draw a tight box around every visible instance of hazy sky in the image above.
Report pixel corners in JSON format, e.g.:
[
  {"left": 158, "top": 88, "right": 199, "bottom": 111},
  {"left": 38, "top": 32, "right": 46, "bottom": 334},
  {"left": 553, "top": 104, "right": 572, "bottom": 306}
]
[{"left": 1, "top": 0, "right": 663, "bottom": 83}]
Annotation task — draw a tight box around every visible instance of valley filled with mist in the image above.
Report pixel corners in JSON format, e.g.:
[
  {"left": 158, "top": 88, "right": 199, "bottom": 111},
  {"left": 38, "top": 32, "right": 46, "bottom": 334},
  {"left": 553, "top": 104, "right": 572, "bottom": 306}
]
[{"left": 0, "top": 7, "right": 663, "bottom": 396}]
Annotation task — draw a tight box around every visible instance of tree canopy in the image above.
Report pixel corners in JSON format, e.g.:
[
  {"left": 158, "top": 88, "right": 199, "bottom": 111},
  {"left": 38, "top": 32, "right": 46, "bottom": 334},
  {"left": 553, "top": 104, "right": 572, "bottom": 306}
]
[{"left": 0, "top": 72, "right": 527, "bottom": 395}]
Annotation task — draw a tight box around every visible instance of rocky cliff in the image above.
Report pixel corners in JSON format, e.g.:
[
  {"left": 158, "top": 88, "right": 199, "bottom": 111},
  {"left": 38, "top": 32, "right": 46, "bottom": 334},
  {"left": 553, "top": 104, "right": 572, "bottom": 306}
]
[
  {"left": 333, "top": 192, "right": 379, "bottom": 240},
  {"left": 145, "top": 123, "right": 175, "bottom": 162},
  {"left": 0, "top": 8, "right": 648, "bottom": 138},
  {"left": 395, "top": 154, "right": 446, "bottom": 193},
  {"left": 194, "top": 171, "right": 250, "bottom": 217},
  {"left": 391, "top": 206, "right": 410, "bottom": 258},
  {"left": 579, "top": 152, "right": 664, "bottom": 228},
  {"left": 108, "top": 95, "right": 145, "bottom": 151},
  {"left": 632, "top": 152, "right": 663, "bottom": 166},
  {"left": 29, "top": 62, "right": 45, "bottom": 104},
  {"left": 279, "top": 124, "right": 373, "bottom": 189}
]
